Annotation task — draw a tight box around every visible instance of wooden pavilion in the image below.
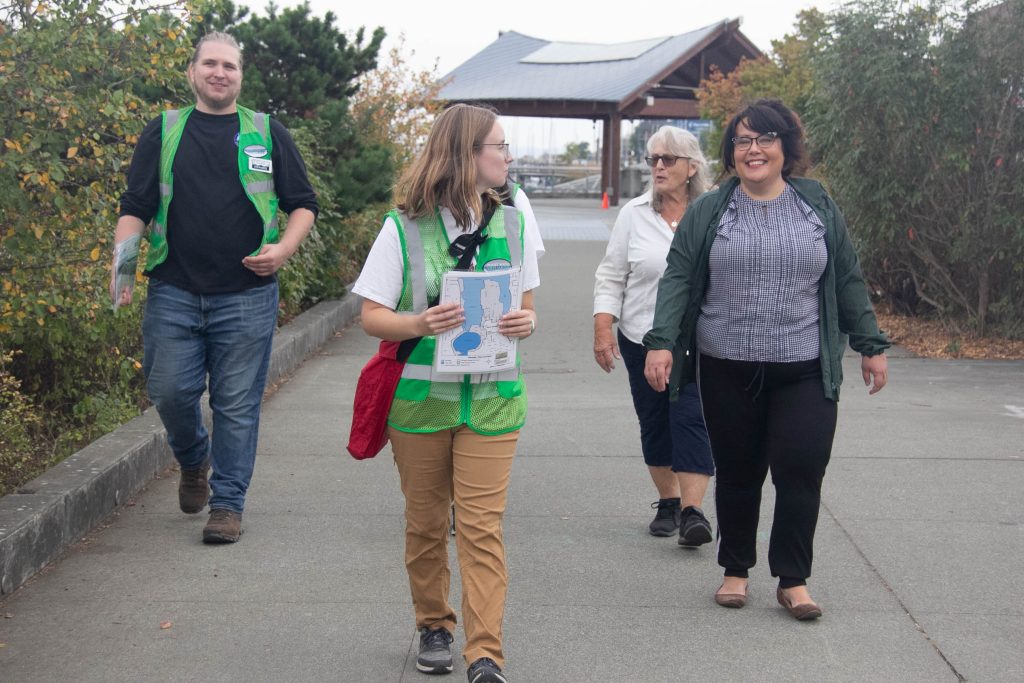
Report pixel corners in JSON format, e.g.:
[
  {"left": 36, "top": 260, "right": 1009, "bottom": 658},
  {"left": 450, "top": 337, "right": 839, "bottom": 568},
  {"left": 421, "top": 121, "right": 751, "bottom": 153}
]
[{"left": 436, "top": 19, "right": 762, "bottom": 205}]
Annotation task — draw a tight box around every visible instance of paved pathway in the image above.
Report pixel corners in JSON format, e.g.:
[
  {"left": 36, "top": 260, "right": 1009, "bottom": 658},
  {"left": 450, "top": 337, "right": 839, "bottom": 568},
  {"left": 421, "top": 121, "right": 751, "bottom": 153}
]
[{"left": 1, "top": 198, "right": 1022, "bottom": 682}]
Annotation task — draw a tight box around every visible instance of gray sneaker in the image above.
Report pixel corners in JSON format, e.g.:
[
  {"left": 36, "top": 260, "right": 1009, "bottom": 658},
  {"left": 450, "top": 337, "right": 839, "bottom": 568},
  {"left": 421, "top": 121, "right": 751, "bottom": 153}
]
[
  {"left": 417, "top": 627, "right": 454, "bottom": 674},
  {"left": 467, "top": 657, "right": 506, "bottom": 683},
  {"left": 648, "top": 498, "right": 682, "bottom": 536},
  {"left": 678, "top": 506, "right": 713, "bottom": 547}
]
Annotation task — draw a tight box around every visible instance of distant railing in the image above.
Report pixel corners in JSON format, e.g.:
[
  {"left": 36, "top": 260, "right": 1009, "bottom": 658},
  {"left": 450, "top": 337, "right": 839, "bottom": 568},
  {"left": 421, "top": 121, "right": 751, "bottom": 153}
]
[{"left": 509, "top": 162, "right": 650, "bottom": 199}]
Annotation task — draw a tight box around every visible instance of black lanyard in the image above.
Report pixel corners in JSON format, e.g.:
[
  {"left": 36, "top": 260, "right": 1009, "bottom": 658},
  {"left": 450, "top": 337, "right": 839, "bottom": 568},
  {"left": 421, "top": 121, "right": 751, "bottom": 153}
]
[{"left": 447, "top": 205, "right": 496, "bottom": 271}]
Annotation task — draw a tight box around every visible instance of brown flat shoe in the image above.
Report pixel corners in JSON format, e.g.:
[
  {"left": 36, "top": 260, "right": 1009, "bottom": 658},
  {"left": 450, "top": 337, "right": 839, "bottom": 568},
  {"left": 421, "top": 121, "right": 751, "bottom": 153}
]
[
  {"left": 714, "top": 582, "right": 748, "bottom": 608},
  {"left": 776, "top": 587, "right": 823, "bottom": 620}
]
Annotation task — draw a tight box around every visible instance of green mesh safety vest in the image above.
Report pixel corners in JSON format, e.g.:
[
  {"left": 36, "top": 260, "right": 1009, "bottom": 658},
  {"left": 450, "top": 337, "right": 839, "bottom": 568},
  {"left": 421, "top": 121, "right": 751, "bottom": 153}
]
[
  {"left": 145, "top": 105, "right": 280, "bottom": 270},
  {"left": 388, "top": 206, "right": 527, "bottom": 435}
]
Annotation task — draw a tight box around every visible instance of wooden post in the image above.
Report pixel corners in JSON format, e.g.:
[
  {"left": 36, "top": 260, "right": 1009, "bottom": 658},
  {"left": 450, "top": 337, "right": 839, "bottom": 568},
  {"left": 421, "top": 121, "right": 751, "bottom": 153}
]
[
  {"left": 600, "top": 115, "right": 623, "bottom": 206},
  {"left": 609, "top": 113, "right": 622, "bottom": 206},
  {"left": 600, "top": 115, "right": 610, "bottom": 205}
]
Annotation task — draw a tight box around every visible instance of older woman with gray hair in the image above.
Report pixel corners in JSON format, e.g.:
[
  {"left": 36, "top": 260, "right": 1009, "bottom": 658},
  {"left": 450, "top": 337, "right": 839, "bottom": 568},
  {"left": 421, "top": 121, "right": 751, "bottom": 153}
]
[{"left": 593, "top": 126, "right": 715, "bottom": 547}]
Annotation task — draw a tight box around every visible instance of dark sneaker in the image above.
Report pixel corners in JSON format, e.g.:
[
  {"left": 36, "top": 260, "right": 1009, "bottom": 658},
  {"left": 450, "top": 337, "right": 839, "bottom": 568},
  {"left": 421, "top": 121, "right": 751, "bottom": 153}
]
[
  {"left": 467, "top": 657, "right": 506, "bottom": 683},
  {"left": 678, "top": 506, "right": 713, "bottom": 547},
  {"left": 178, "top": 460, "right": 210, "bottom": 514},
  {"left": 416, "top": 627, "right": 454, "bottom": 674},
  {"left": 202, "top": 508, "right": 242, "bottom": 544},
  {"left": 648, "top": 498, "right": 682, "bottom": 536}
]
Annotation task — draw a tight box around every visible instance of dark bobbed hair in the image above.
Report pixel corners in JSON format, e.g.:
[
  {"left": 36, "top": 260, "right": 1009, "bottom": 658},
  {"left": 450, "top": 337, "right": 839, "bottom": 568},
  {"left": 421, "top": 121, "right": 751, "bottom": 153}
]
[{"left": 720, "top": 99, "right": 809, "bottom": 178}]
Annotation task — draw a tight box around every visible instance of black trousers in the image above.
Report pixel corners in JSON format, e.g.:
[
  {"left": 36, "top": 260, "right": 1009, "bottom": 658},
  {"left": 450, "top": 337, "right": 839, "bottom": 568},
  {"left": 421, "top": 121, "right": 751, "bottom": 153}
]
[{"left": 698, "top": 354, "right": 838, "bottom": 581}]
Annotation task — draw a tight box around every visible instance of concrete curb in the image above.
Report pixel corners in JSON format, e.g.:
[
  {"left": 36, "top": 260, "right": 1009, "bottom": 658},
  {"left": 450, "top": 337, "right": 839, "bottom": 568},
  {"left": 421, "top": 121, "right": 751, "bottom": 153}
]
[{"left": 0, "top": 293, "right": 361, "bottom": 595}]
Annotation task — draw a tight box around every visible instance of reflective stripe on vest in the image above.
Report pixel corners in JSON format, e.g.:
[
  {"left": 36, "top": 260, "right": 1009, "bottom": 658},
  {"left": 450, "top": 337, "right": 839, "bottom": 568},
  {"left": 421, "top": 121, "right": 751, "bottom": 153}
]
[
  {"left": 253, "top": 112, "right": 268, "bottom": 138},
  {"left": 501, "top": 206, "right": 522, "bottom": 269},
  {"left": 145, "top": 105, "right": 279, "bottom": 270},
  {"left": 403, "top": 214, "right": 429, "bottom": 315},
  {"left": 400, "top": 363, "right": 519, "bottom": 384},
  {"left": 389, "top": 206, "right": 527, "bottom": 434}
]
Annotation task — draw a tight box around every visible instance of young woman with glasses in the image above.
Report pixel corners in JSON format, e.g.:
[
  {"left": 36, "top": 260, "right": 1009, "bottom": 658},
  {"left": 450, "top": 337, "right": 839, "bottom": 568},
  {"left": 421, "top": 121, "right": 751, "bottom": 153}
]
[
  {"left": 643, "top": 100, "right": 889, "bottom": 620},
  {"left": 593, "top": 126, "right": 716, "bottom": 546},
  {"left": 353, "top": 104, "right": 540, "bottom": 682}
]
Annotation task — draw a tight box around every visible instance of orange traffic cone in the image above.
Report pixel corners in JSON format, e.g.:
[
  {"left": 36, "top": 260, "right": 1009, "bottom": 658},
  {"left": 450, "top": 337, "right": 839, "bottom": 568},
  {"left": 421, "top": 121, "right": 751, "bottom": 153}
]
[{"left": 601, "top": 192, "right": 609, "bottom": 209}]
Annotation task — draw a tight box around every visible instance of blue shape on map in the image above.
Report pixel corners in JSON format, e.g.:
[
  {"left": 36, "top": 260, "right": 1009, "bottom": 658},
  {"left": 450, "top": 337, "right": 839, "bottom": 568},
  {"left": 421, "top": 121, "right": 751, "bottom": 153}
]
[
  {"left": 462, "top": 279, "right": 485, "bottom": 330},
  {"left": 459, "top": 275, "right": 512, "bottom": 336},
  {"left": 449, "top": 275, "right": 513, "bottom": 357},
  {"left": 495, "top": 274, "right": 511, "bottom": 312},
  {"left": 453, "top": 332, "right": 481, "bottom": 355}
]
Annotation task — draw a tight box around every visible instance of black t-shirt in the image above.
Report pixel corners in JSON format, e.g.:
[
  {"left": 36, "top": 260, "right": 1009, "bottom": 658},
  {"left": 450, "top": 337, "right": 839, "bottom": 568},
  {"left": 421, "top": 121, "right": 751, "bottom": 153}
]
[{"left": 119, "top": 108, "right": 318, "bottom": 294}]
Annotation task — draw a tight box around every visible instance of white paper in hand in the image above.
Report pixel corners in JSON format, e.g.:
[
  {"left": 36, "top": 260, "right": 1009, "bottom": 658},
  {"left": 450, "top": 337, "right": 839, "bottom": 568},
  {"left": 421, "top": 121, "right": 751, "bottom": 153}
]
[
  {"left": 112, "top": 234, "right": 140, "bottom": 312},
  {"left": 434, "top": 267, "right": 523, "bottom": 374}
]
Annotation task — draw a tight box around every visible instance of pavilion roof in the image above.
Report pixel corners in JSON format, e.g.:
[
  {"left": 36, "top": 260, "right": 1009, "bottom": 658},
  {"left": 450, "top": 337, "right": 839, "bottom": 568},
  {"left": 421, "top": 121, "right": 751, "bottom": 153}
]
[{"left": 437, "top": 20, "right": 761, "bottom": 110}]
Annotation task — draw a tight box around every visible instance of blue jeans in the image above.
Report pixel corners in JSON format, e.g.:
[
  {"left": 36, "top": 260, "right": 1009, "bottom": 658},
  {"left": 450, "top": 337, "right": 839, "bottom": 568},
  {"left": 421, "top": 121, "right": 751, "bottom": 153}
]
[{"left": 143, "top": 279, "right": 278, "bottom": 513}]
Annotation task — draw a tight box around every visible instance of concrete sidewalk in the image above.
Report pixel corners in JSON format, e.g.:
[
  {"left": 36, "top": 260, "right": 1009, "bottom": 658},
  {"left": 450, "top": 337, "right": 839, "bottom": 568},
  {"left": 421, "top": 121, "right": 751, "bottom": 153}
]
[{"left": 1, "top": 200, "right": 1022, "bottom": 682}]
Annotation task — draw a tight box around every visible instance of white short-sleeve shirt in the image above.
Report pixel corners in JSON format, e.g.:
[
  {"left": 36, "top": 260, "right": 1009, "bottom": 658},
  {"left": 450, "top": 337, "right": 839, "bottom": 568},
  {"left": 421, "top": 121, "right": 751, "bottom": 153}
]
[
  {"left": 514, "top": 187, "right": 545, "bottom": 261},
  {"left": 353, "top": 205, "right": 541, "bottom": 310},
  {"left": 593, "top": 191, "right": 676, "bottom": 345}
]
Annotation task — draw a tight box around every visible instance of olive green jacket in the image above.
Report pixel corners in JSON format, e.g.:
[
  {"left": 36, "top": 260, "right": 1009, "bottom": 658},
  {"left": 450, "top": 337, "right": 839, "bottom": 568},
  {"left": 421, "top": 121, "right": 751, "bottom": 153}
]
[{"left": 642, "top": 176, "right": 890, "bottom": 402}]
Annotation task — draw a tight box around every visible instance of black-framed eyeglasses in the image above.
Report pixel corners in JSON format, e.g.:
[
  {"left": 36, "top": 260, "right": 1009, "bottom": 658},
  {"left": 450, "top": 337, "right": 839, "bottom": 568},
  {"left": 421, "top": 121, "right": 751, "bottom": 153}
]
[
  {"left": 477, "top": 142, "right": 511, "bottom": 154},
  {"left": 731, "top": 132, "right": 779, "bottom": 151},
  {"left": 644, "top": 154, "right": 689, "bottom": 168}
]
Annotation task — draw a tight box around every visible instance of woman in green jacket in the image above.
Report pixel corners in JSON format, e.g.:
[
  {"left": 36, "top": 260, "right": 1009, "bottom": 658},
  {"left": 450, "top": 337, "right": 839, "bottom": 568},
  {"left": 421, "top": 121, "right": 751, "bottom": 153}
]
[{"left": 643, "top": 100, "right": 889, "bottom": 620}]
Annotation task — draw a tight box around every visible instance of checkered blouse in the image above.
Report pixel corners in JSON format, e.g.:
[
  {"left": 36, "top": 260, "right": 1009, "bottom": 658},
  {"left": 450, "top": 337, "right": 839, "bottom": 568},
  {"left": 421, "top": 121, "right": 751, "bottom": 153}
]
[{"left": 696, "top": 185, "right": 827, "bottom": 362}]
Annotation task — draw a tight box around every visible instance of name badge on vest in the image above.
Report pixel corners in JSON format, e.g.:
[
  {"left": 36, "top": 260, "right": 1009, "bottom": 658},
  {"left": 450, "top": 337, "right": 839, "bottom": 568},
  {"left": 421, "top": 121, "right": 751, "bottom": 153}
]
[
  {"left": 248, "top": 156, "right": 272, "bottom": 174},
  {"left": 482, "top": 259, "right": 511, "bottom": 272}
]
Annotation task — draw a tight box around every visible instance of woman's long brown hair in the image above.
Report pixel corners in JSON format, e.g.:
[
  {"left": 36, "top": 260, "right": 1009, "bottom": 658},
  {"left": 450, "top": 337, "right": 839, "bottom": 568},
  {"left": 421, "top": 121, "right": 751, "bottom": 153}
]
[{"left": 395, "top": 104, "right": 501, "bottom": 230}]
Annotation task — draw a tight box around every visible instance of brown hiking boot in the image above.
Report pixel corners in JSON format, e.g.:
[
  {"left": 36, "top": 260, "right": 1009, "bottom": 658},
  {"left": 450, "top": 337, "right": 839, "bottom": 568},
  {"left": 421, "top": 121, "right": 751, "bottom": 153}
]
[
  {"left": 203, "top": 508, "right": 242, "bottom": 544},
  {"left": 178, "top": 461, "right": 210, "bottom": 514}
]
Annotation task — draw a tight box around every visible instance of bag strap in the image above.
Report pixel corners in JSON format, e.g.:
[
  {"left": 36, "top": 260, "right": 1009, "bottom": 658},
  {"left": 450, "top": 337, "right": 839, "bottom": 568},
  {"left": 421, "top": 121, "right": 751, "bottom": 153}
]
[{"left": 396, "top": 336, "right": 419, "bottom": 363}]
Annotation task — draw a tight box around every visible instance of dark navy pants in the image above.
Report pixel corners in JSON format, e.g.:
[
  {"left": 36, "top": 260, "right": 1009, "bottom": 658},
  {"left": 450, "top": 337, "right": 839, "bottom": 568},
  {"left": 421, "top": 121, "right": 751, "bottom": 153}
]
[{"left": 618, "top": 330, "right": 714, "bottom": 475}]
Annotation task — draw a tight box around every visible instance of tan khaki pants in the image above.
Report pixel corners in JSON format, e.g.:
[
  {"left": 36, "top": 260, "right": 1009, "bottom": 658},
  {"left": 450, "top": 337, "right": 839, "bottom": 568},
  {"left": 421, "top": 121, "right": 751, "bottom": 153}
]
[{"left": 389, "top": 425, "right": 519, "bottom": 667}]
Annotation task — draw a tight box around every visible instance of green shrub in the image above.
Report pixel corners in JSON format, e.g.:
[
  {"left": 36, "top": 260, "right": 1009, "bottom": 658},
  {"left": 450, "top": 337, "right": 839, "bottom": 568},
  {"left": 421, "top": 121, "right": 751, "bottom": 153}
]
[
  {"left": 807, "top": 0, "right": 1024, "bottom": 336},
  {"left": 0, "top": 0, "right": 430, "bottom": 494},
  {"left": 0, "top": 351, "right": 43, "bottom": 495}
]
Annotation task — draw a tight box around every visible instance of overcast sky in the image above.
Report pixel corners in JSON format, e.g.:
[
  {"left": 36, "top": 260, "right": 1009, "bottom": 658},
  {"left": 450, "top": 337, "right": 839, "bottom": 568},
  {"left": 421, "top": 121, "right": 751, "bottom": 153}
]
[{"left": 239, "top": 0, "right": 842, "bottom": 154}]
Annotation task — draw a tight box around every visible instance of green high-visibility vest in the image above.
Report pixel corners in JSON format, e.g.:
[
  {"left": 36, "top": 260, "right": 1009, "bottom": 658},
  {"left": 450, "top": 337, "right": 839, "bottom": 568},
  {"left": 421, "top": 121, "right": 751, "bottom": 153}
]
[
  {"left": 388, "top": 206, "right": 527, "bottom": 435},
  {"left": 145, "top": 104, "right": 280, "bottom": 270}
]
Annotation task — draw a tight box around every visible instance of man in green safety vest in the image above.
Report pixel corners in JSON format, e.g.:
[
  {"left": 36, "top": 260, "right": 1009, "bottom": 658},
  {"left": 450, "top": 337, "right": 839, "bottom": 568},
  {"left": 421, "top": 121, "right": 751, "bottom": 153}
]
[{"left": 111, "top": 32, "right": 318, "bottom": 544}]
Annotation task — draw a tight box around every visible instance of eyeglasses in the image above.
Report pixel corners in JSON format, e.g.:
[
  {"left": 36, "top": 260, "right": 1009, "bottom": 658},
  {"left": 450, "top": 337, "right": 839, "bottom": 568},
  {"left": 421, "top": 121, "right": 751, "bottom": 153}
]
[
  {"left": 477, "top": 143, "right": 511, "bottom": 154},
  {"left": 644, "top": 154, "right": 689, "bottom": 168},
  {"left": 731, "top": 132, "right": 779, "bottom": 151}
]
